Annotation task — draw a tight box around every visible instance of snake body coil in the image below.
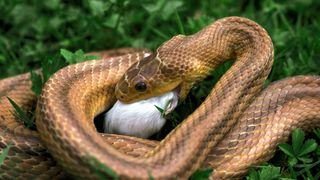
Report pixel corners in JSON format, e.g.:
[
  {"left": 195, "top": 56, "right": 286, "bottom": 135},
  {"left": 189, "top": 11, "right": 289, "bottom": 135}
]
[{"left": 0, "top": 17, "right": 320, "bottom": 179}]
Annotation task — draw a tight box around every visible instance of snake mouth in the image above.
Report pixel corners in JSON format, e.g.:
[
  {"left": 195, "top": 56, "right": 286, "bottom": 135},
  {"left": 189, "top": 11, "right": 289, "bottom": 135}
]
[
  {"left": 172, "top": 84, "right": 181, "bottom": 99},
  {"left": 162, "top": 85, "right": 181, "bottom": 115}
]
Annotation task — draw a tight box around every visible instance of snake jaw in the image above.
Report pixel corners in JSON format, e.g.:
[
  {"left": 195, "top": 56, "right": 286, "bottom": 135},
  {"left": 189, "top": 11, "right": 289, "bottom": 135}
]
[
  {"left": 164, "top": 93, "right": 179, "bottom": 115},
  {"left": 177, "top": 81, "right": 195, "bottom": 101},
  {"left": 171, "top": 84, "right": 181, "bottom": 99}
]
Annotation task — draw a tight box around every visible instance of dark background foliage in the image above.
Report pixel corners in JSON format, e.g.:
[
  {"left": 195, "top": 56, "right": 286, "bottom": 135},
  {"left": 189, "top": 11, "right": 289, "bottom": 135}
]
[
  {"left": 0, "top": 0, "right": 320, "bottom": 178},
  {"left": 1, "top": 0, "right": 319, "bottom": 79}
]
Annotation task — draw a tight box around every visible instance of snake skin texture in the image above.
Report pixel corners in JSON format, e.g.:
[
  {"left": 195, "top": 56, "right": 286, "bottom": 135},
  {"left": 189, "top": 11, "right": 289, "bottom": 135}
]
[{"left": 0, "top": 17, "right": 319, "bottom": 179}]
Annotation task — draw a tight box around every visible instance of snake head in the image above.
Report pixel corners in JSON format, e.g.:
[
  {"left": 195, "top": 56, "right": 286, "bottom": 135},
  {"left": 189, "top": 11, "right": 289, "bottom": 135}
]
[{"left": 115, "top": 52, "right": 183, "bottom": 104}]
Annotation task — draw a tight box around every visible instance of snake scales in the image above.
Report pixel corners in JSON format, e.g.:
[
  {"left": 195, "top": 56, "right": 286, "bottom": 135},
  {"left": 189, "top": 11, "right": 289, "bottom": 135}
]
[{"left": 0, "top": 16, "right": 320, "bottom": 179}]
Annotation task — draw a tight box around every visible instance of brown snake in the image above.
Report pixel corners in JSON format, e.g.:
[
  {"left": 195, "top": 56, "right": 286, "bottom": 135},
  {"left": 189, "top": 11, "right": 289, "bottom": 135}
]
[{"left": 0, "top": 17, "right": 320, "bottom": 179}]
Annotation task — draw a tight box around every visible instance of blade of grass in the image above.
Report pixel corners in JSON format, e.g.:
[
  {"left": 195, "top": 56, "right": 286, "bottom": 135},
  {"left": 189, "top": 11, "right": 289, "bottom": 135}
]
[
  {"left": 6, "top": 97, "right": 35, "bottom": 128},
  {"left": 0, "top": 144, "right": 11, "bottom": 165},
  {"left": 175, "top": 10, "right": 185, "bottom": 34},
  {"left": 87, "top": 156, "right": 119, "bottom": 180},
  {"left": 30, "top": 70, "right": 43, "bottom": 96}
]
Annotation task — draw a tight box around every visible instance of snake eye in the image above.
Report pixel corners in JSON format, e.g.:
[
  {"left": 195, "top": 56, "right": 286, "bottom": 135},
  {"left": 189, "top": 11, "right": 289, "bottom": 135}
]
[{"left": 135, "top": 82, "right": 147, "bottom": 92}]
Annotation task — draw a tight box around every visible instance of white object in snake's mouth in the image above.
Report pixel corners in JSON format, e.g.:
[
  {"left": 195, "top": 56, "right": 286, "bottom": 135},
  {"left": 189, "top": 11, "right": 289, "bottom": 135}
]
[{"left": 104, "top": 91, "right": 179, "bottom": 138}]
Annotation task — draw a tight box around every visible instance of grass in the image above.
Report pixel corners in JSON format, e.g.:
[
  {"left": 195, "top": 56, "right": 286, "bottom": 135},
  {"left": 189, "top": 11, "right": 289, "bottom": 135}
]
[
  {"left": 1, "top": 0, "right": 320, "bottom": 179},
  {"left": 247, "top": 129, "right": 320, "bottom": 179}
]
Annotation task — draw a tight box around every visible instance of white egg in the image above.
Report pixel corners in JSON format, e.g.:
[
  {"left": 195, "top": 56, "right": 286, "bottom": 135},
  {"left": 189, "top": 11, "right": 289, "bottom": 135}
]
[{"left": 104, "top": 91, "right": 179, "bottom": 138}]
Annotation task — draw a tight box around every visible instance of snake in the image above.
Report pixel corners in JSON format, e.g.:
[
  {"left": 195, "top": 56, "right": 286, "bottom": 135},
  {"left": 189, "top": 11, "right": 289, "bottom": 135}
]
[{"left": 0, "top": 16, "right": 320, "bottom": 179}]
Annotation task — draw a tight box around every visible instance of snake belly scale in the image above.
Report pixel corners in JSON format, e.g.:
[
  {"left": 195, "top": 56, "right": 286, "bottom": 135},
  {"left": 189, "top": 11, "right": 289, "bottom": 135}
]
[{"left": 0, "top": 17, "right": 319, "bottom": 179}]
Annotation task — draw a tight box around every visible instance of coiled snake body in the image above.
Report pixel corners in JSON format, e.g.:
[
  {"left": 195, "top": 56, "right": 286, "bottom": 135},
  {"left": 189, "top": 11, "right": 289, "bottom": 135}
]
[{"left": 0, "top": 17, "right": 320, "bottom": 179}]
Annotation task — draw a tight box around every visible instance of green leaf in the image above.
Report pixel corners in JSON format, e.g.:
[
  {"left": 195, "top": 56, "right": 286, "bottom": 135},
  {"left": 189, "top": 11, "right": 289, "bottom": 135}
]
[
  {"left": 88, "top": 0, "right": 106, "bottom": 16},
  {"left": 43, "top": 0, "right": 60, "bottom": 10},
  {"left": 41, "top": 56, "right": 67, "bottom": 83},
  {"left": 142, "top": 0, "right": 164, "bottom": 14},
  {"left": 161, "top": 0, "right": 183, "bottom": 20},
  {"left": 288, "top": 157, "right": 298, "bottom": 166},
  {"left": 292, "top": 129, "right": 304, "bottom": 155},
  {"left": 60, "top": 49, "right": 100, "bottom": 64},
  {"left": 154, "top": 99, "right": 173, "bottom": 117},
  {"left": 190, "top": 168, "right": 213, "bottom": 180},
  {"left": 74, "top": 49, "right": 85, "bottom": 56},
  {"left": 298, "top": 139, "right": 317, "bottom": 156},
  {"left": 76, "top": 50, "right": 100, "bottom": 61},
  {"left": 85, "top": 55, "right": 101, "bottom": 61},
  {"left": 60, "top": 49, "right": 75, "bottom": 64},
  {"left": 279, "top": 143, "right": 295, "bottom": 158},
  {"left": 103, "top": 14, "right": 120, "bottom": 28},
  {"left": 154, "top": 105, "right": 164, "bottom": 114},
  {"left": 6, "top": 97, "right": 35, "bottom": 129},
  {"left": 247, "top": 165, "right": 295, "bottom": 180},
  {"left": 0, "top": 144, "right": 11, "bottom": 165},
  {"left": 313, "top": 129, "right": 320, "bottom": 140},
  {"left": 10, "top": 5, "right": 37, "bottom": 25},
  {"left": 259, "top": 165, "right": 281, "bottom": 180},
  {"left": 30, "top": 70, "right": 43, "bottom": 96},
  {"left": 297, "top": 156, "right": 313, "bottom": 164},
  {"left": 246, "top": 168, "right": 259, "bottom": 180}
]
